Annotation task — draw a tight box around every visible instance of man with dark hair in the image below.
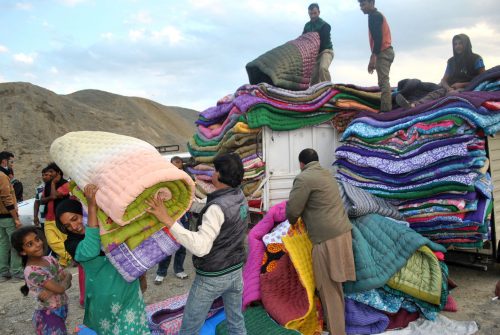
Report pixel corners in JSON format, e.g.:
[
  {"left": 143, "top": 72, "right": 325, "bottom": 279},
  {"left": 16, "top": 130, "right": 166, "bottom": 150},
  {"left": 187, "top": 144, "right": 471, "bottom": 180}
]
[
  {"left": 286, "top": 148, "right": 355, "bottom": 335},
  {"left": 0, "top": 151, "right": 23, "bottom": 282},
  {"left": 147, "top": 152, "right": 248, "bottom": 335},
  {"left": 359, "top": 0, "right": 395, "bottom": 112},
  {"left": 40, "top": 162, "right": 72, "bottom": 267},
  {"left": 154, "top": 156, "right": 191, "bottom": 284},
  {"left": 303, "top": 3, "right": 334, "bottom": 85}
]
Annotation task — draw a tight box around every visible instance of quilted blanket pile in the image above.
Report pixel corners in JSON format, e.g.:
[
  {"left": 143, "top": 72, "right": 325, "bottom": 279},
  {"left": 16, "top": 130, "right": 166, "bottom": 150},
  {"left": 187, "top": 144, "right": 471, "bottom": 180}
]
[
  {"left": 51, "top": 131, "right": 195, "bottom": 281},
  {"left": 188, "top": 81, "right": 382, "bottom": 212},
  {"left": 337, "top": 91, "right": 500, "bottom": 249},
  {"left": 246, "top": 32, "right": 320, "bottom": 91}
]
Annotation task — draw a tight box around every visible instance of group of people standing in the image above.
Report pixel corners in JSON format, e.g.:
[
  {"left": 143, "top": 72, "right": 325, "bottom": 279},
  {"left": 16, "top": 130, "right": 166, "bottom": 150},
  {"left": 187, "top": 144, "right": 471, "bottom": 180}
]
[{"left": 306, "top": 1, "right": 485, "bottom": 113}]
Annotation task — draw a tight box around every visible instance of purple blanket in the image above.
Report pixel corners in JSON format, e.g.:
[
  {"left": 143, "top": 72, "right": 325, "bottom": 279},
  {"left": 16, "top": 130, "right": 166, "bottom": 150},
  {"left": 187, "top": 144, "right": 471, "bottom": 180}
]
[
  {"left": 107, "top": 229, "right": 180, "bottom": 282},
  {"left": 345, "top": 298, "right": 389, "bottom": 335}
]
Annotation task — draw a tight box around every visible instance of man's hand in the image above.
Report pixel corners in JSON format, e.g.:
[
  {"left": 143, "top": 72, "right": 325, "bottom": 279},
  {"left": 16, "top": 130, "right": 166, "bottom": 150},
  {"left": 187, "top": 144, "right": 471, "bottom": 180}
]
[
  {"left": 145, "top": 195, "right": 176, "bottom": 228},
  {"left": 368, "top": 54, "right": 377, "bottom": 74},
  {"left": 33, "top": 217, "right": 40, "bottom": 226}
]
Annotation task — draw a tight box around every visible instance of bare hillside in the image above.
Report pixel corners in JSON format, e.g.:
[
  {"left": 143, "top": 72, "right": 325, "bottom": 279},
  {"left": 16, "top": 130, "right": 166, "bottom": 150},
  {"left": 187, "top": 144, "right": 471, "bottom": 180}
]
[{"left": 0, "top": 82, "right": 199, "bottom": 196}]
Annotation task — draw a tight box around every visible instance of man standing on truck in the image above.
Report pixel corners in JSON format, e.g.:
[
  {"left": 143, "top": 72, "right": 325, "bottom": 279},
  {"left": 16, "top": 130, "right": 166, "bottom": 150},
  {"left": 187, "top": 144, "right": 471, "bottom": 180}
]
[
  {"left": 303, "top": 3, "right": 334, "bottom": 85},
  {"left": 286, "top": 148, "right": 355, "bottom": 335},
  {"left": 359, "top": 0, "right": 395, "bottom": 112}
]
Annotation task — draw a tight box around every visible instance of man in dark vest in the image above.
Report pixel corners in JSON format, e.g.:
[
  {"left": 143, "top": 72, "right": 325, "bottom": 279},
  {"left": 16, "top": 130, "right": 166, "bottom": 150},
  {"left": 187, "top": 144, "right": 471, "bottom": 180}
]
[
  {"left": 147, "top": 152, "right": 248, "bottom": 335},
  {"left": 303, "top": 3, "right": 334, "bottom": 85}
]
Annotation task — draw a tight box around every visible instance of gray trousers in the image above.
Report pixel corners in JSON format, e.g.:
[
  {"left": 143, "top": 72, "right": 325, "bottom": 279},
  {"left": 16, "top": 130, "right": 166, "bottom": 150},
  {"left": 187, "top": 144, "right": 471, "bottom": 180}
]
[
  {"left": 376, "top": 47, "right": 395, "bottom": 112},
  {"left": 311, "top": 49, "right": 334, "bottom": 85}
]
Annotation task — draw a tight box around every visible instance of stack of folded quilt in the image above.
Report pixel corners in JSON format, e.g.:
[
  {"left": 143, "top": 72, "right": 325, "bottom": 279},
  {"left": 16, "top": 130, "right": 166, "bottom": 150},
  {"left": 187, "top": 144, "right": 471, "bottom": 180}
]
[
  {"left": 188, "top": 81, "right": 381, "bottom": 211},
  {"left": 50, "top": 131, "right": 195, "bottom": 281},
  {"left": 337, "top": 91, "right": 500, "bottom": 249}
]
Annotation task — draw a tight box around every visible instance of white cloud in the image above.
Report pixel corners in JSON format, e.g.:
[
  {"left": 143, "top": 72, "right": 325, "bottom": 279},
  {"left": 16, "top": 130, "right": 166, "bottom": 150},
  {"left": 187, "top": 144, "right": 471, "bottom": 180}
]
[
  {"left": 129, "top": 29, "right": 145, "bottom": 42},
  {"left": 437, "top": 22, "right": 497, "bottom": 41},
  {"left": 15, "top": 2, "right": 33, "bottom": 10},
  {"left": 151, "top": 26, "right": 183, "bottom": 45},
  {"left": 130, "top": 11, "right": 153, "bottom": 25},
  {"left": 13, "top": 53, "right": 36, "bottom": 64},
  {"left": 58, "top": 0, "right": 87, "bottom": 6},
  {"left": 0, "top": 45, "right": 8, "bottom": 53},
  {"left": 49, "top": 66, "right": 59, "bottom": 74},
  {"left": 23, "top": 72, "right": 37, "bottom": 80},
  {"left": 101, "top": 32, "right": 114, "bottom": 40}
]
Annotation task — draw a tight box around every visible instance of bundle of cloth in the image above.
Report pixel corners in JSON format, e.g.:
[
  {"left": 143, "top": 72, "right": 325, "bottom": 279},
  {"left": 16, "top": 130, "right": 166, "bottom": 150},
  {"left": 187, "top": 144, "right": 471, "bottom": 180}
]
[
  {"left": 188, "top": 81, "right": 381, "bottom": 211},
  {"left": 242, "top": 202, "right": 323, "bottom": 334},
  {"left": 246, "top": 32, "right": 320, "bottom": 91},
  {"left": 50, "top": 131, "right": 195, "bottom": 281},
  {"left": 337, "top": 91, "right": 500, "bottom": 249},
  {"left": 242, "top": 192, "right": 453, "bottom": 335}
]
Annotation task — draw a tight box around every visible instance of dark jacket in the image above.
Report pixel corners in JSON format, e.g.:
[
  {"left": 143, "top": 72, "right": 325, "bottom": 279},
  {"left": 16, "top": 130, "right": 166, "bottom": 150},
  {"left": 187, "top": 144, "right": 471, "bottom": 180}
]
[{"left": 193, "top": 187, "right": 248, "bottom": 276}]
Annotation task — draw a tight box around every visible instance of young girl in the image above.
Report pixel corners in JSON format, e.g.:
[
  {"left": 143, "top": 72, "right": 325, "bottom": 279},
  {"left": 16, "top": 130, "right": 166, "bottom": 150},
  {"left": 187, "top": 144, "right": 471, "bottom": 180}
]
[
  {"left": 55, "top": 184, "right": 150, "bottom": 335},
  {"left": 11, "top": 226, "right": 72, "bottom": 335}
]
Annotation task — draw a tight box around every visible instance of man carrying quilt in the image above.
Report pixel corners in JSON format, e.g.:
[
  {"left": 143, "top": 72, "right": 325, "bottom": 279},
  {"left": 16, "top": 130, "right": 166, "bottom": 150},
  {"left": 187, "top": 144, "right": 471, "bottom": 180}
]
[
  {"left": 303, "top": 3, "right": 334, "bottom": 85},
  {"left": 286, "top": 148, "right": 355, "bottom": 335}
]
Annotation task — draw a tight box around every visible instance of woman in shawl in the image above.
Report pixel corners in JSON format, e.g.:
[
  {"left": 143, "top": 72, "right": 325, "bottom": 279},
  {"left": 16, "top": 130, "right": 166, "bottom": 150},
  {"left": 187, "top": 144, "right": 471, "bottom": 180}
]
[
  {"left": 396, "top": 34, "right": 485, "bottom": 108},
  {"left": 55, "top": 185, "right": 150, "bottom": 335}
]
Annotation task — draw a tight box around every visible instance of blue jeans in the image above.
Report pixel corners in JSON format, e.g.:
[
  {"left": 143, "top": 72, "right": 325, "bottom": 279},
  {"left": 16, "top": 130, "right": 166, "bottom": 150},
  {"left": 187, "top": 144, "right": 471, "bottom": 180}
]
[
  {"left": 157, "top": 215, "right": 189, "bottom": 276},
  {"left": 179, "top": 268, "right": 246, "bottom": 335}
]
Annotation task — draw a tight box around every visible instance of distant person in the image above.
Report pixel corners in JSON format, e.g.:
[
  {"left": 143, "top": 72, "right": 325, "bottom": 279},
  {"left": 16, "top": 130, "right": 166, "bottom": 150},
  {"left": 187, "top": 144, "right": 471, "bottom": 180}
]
[
  {"left": 303, "top": 3, "right": 334, "bottom": 85},
  {"left": 359, "top": 0, "right": 395, "bottom": 112},
  {"left": 41, "top": 163, "right": 72, "bottom": 267},
  {"left": 0, "top": 151, "right": 23, "bottom": 282},
  {"left": 147, "top": 153, "right": 248, "bottom": 335},
  {"left": 11, "top": 226, "right": 72, "bottom": 335},
  {"left": 154, "top": 156, "right": 190, "bottom": 284},
  {"left": 34, "top": 167, "right": 52, "bottom": 229},
  {"left": 286, "top": 148, "right": 355, "bottom": 335},
  {"left": 8, "top": 169, "right": 23, "bottom": 202},
  {"left": 396, "top": 34, "right": 485, "bottom": 108}
]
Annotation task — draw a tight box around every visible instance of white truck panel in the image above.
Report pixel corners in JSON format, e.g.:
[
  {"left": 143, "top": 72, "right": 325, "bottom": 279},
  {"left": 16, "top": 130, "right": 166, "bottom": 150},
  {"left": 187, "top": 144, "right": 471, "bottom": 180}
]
[{"left": 262, "top": 124, "right": 340, "bottom": 211}]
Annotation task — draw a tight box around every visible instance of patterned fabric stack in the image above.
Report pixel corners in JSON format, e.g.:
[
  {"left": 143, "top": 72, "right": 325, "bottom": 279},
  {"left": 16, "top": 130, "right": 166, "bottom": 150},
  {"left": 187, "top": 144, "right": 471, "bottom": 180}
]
[
  {"left": 337, "top": 90, "right": 500, "bottom": 250},
  {"left": 188, "top": 82, "right": 381, "bottom": 211}
]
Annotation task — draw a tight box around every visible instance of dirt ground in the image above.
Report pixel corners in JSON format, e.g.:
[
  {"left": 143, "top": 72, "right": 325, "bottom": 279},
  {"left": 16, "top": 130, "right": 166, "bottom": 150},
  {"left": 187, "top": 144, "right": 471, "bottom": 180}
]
[{"left": 0, "top": 256, "right": 499, "bottom": 335}]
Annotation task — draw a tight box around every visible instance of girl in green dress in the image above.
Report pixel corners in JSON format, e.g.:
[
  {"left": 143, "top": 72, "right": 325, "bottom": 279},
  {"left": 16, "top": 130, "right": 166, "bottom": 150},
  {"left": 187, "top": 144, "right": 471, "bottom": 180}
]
[{"left": 55, "top": 185, "right": 150, "bottom": 335}]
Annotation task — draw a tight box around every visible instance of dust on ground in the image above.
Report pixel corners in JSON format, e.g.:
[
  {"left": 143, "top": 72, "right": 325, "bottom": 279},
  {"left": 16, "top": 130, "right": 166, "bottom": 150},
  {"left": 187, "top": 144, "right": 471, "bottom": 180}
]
[{"left": 0, "top": 257, "right": 499, "bottom": 335}]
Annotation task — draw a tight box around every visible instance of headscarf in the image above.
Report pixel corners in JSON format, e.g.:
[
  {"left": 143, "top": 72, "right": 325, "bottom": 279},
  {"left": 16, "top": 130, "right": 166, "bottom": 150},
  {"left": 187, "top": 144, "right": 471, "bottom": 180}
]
[
  {"left": 447, "top": 34, "right": 482, "bottom": 85},
  {"left": 55, "top": 199, "right": 85, "bottom": 259}
]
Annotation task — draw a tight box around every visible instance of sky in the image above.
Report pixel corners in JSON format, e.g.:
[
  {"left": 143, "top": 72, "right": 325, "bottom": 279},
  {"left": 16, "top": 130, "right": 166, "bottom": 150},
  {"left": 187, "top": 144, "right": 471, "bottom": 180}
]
[{"left": 1, "top": 0, "right": 499, "bottom": 111}]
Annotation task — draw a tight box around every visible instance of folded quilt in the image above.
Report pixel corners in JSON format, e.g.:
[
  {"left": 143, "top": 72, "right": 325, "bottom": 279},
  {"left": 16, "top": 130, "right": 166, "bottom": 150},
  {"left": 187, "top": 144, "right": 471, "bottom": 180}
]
[
  {"left": 246, "top": 32, "right": 320, "bottom": 91},
  {"left": 260, "top": 253, "right": 309, "bottom": 326},
  {"left": 338, "top": 181, "right": 403, "bottom": 220},
  {"left": 281, "top": 219, "right": 323, "bottom": 335},
  {"left": 243, "top": 201, "right": 287, "bottom": 308},
  {"left": 345, "top": 298, "right": 389, "bottom": 335},
  {"left": 51, "top": 131, "right": 194, "bottom": 226},
  {"left": 387, "top": 246, "right": 442, "bottom": 305},
  {"left": 107, "top": 228, "right": 180, "bottom": 282},
  {"left": 344, "top": 214, "right": 446, "bottom": 294},
  {"left": 216, "top": 306, "right": 301, "bottom": 335},
  {"left": 146, "top": 293, "right": 224, "bottom": 335}
]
